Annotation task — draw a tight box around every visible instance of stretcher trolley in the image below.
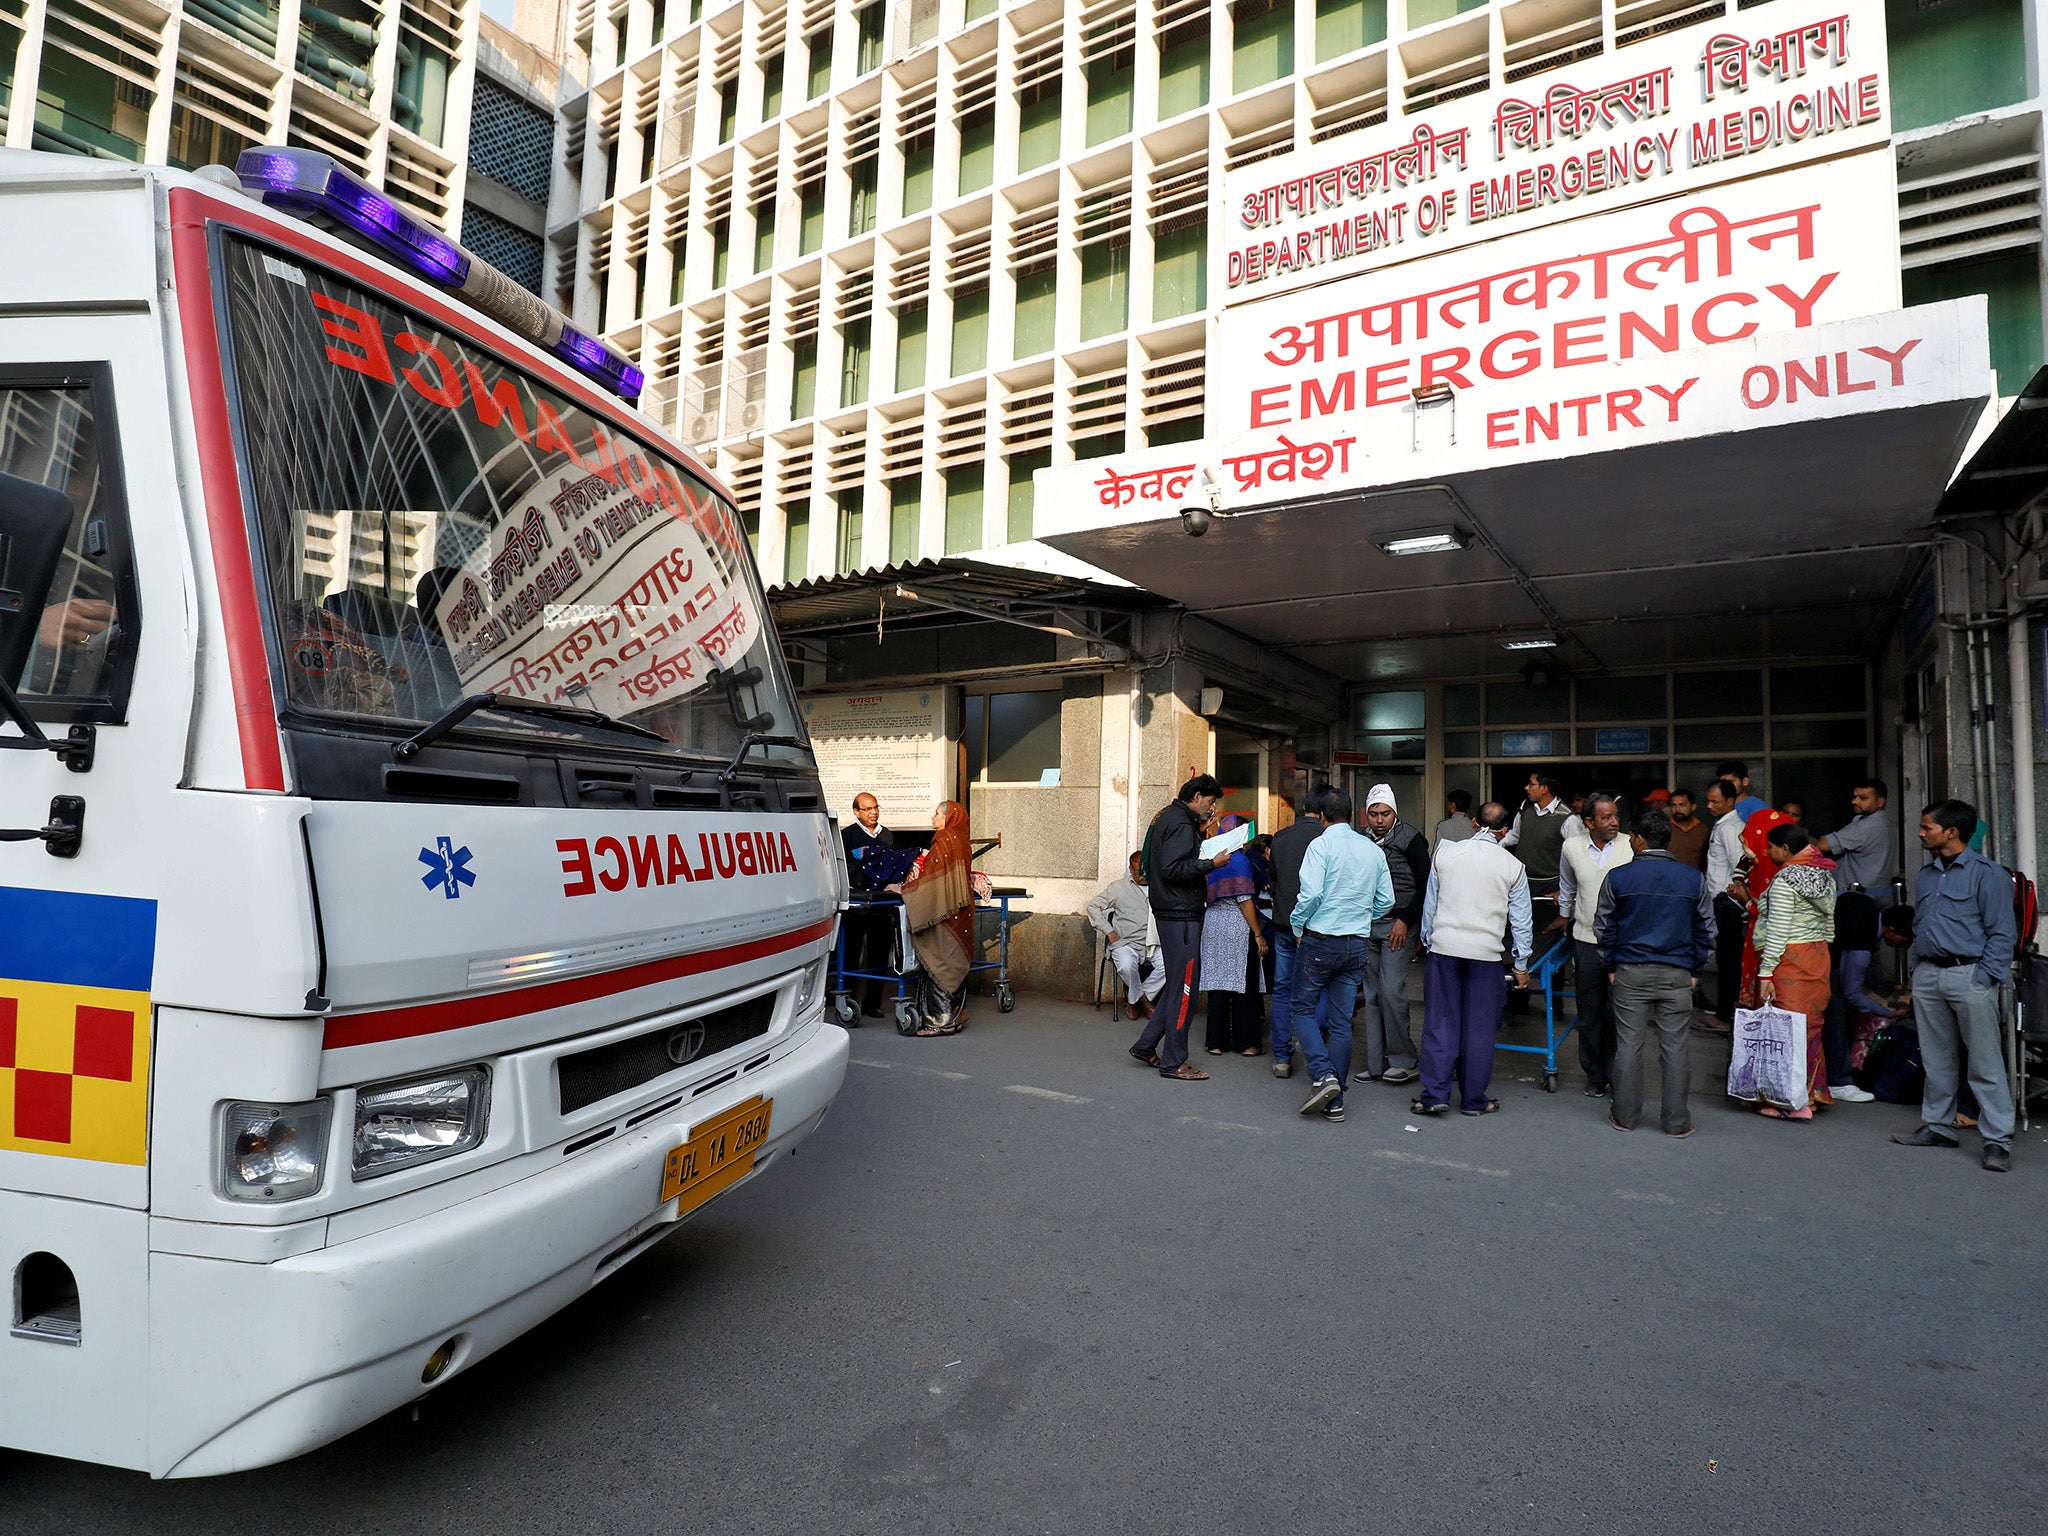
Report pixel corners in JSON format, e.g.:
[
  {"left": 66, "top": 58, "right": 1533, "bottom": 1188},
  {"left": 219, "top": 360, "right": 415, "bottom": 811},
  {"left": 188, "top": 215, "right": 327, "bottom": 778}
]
[
  {"left": 1495, "top": 934, "right": 1577, "bottom": 1093},
  {"left": 829, "top": 836, "right": 1024, "bottom": 1029}
]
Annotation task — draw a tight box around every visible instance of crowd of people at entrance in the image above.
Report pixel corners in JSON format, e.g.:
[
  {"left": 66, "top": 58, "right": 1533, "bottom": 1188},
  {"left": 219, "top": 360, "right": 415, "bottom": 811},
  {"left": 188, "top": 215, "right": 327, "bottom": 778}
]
[{"left": 1103, "top": 765, "right": 2022, "bottom": 1174}]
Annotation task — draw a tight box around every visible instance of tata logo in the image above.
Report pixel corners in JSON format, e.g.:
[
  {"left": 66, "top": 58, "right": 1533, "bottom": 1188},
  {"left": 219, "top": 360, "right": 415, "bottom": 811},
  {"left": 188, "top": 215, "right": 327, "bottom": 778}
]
[
  {"left": 418, "top": 837, "right": 477, "bottom": 900},
  {"left": 665, "top": 1022, "right": 708, "bottom": 1066}
]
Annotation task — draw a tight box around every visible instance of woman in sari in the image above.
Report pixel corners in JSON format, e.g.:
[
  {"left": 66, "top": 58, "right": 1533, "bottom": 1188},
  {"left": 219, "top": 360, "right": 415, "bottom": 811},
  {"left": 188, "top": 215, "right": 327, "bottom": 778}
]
[
  {"left": 892, "top": 801, "right": 977, "bottom": 1037},
  {"left": 1200, "top": 814, "right": 1269, "bottom": 1056},
  {"left": 1737, "top": 806, "right": 1798, "bottom": 1009},
  {"left": 1753, "top": 823, "right": 1838, "bottom": 1118}
]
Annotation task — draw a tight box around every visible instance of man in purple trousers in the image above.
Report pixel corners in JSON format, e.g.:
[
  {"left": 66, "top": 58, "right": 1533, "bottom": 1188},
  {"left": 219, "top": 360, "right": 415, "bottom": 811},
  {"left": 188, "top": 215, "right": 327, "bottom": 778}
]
[{"left": 1414, "top": 802, "right": 1533, "bottom": 1116}]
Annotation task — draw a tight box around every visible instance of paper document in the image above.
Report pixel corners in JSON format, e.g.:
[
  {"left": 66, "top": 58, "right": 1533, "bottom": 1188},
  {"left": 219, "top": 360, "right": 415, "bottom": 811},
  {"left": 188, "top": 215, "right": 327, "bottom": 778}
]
[{"left": 1199, "top": 821, "right": 1253, "bottom": 861}]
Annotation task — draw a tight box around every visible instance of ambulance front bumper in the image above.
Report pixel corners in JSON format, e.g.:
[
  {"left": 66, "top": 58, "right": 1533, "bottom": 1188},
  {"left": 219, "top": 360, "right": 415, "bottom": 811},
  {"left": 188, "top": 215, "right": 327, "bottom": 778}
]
[{"left": 148, "top": 1018, "right": 849, "bottom": 1478}]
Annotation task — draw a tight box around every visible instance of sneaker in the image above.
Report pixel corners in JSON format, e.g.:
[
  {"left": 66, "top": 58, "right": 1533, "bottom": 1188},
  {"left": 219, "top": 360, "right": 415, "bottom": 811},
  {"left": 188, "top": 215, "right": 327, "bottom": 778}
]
[
  {"left": 1984, "top": 1143, "right": 2013, "bottom": 1172},
  {"left": 1273, "top": 1060, "right": 1293, "bottom": 1079},
  {"left": 1381, "top": 1066, "right": 1419, "bottom": 1085},
  {"left": 1352, "top": 1069, "right": 1380, "bottom": 1083},
  {"left": 1830, "top": 1083, "right": 1875, "bottom": 1103},
  {"left": 1300, "top": 1075, "right": 1342, "bottom": 1115},
  {"left": 1321, "top": 1103, "right": 1345, "bottom": 1122},
  {"left": 1892, "top": 1126, "right": 1961, "bottom": 1149}
]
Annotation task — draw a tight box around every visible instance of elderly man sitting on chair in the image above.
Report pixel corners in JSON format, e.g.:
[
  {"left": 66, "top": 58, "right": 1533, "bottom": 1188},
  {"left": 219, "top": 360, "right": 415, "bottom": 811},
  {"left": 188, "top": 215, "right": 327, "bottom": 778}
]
[{"left": 1089, "top": 851, "right": 1164, "bottom": 1020}]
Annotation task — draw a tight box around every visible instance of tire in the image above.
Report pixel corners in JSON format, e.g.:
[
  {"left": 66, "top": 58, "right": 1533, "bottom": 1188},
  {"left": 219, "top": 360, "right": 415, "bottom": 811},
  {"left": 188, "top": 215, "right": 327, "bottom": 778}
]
[
  {"left": 831, "top": 994, "right": 859, "bottom": 1027},
  {"left": 996, "top": 984, "right": 1016, "bottom": 1014},
  {"left": 895, "top": 999, "right": 919, "bottom": 1034}
]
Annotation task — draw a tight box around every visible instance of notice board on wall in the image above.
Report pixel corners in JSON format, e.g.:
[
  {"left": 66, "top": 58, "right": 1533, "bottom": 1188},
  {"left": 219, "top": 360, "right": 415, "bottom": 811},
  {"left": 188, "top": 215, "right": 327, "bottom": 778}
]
[{"left": 802, "top": 689, "right": 952, "bottom": 830}]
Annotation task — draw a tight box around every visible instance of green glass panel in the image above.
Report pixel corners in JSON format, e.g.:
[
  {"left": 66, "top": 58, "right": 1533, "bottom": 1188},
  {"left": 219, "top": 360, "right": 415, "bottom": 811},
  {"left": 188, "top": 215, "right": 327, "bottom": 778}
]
[
  {"left": 1152, "top": 217, "right": 1206, "bottom": 321},
  {"left": 894, "top": 304, "right": 928, "bottom": 393},
  {"left": 889, "top": 477, "right": 920, "bottom": 562},
  {"left": 1150, "top": 416, "right": 1203, "bottom": 446},
  {"left": 1232, "top": 0, "right": 1293, "bottom": 93},
  {"left": 1072, "top": 431, "right": 1124, "bottom": 460},
  {"left": 791, "top": 337, "right": 818, "bottom": 419},
  {"left": 951, "top": 284, "right": 990, "bottom": 375},
  {"left": 783, "top": 503, "right": 810, "bottom": 583},
  {"left": 944, "top": 464, "right": 985, "bottom": 553},
  {"left": 1085, "top": 56, "right": 1135, "bottom": 145},
  {"left": 742, "top": 503, "right": 759, "bottom": 555},
  {"left": 1013, "top": 263, "right": 1057, "bottom": 358},
  {"left": 1315, "top": 0, "right": 1385, "bottom": 61},
  {"left": 1017, "top": 90, "right": 1061, "bottom": 170},
  {"left": 752, "top": 204, "right": 776, "bottom": 273},
  {"left": 1158, "top": 26, "right": 1209, "bottom": 117},
  {"left": 717, "top": 77, "right": 737, "bottom": 141},
  {"left": 1887, "top": 0, "right": 2026, "bottom": 131},
  {"left": 903, "top": 137, "right": 935, "bottom": 214},
  {"left": 710, "top": 219, "right": 729, "bottom": 289},
  {"left": 806, "top": 28, "right": 832, "bottom": 98},
  {"left": 841, "top": 317, "right": 871, "bottom": 407},
  {"left": 856, "top": 2, "right": 884, "bottom": 73},
  {"left": 1904, "top": 252, "right": 2044, "bottom": 397},
  {"left": 1406, "top": 0, "right": 1487, "bottom": 23},
  {"left": 1079, "top": 237, "right": 1130, "bottom": 339},
  {"left": 762, "top": 51, "right": 785, "bottom": 119},
  {"left": 958, "top": 111, "right": 996, "bottom": 192},
  {"left": 668, "top": 237, "right": 687, "bottom": 304},
  {"left": 1006, "top": 449, "right": 1049, "bottom": 542},
  {"left": 849, "top": 160, "right": 878, "bottom": 235},
  {"left": 798, "top": 185, "right": 825, "bottom": 254},
  {"left": 836, "top": 492, "right": 864, "bottom": 571},
  {"left": 965, "top": 0, "right": 996, "bottom": 16}
]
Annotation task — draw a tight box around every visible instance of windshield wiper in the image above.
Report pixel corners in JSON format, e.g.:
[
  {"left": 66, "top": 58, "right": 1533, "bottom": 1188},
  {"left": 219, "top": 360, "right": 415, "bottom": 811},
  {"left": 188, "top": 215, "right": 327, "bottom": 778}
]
[
  {"left": 393, "top": 693, "right": 669, "bottom": 761},
  {"left": 719, "top": 732, "right": 807, "bottom": 784}
]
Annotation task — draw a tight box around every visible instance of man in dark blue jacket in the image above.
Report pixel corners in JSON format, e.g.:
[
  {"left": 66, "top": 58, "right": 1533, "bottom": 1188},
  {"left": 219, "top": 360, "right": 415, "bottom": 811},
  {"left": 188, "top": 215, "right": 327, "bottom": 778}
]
[{"left": 1596, "top": 809, "right": 1715, "bottom": 1137}]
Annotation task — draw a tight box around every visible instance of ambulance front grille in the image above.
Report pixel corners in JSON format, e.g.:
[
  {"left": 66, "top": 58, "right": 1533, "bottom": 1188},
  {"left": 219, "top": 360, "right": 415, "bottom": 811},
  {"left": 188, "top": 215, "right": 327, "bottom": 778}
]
[{"left": 557, "top": 995, "right": 777, "bottom": 1115}]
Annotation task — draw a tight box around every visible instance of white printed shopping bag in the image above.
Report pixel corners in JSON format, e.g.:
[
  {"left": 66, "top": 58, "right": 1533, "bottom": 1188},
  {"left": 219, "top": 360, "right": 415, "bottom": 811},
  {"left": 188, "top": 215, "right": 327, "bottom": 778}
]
[{"left": 1728, "top": 1005, "right": 1808, "bottom": 1112}]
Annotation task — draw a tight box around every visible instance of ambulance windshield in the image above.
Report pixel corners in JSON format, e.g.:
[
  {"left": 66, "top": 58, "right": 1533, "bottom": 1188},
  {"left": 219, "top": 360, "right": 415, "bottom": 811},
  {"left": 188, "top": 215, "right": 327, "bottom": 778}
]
[{"left": 215, "top": 235, "right": 807, "bottom": 769}]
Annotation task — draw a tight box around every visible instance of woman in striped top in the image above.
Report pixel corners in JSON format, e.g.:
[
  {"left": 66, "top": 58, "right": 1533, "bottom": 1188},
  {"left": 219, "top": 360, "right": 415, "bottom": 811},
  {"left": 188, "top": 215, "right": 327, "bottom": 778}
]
[{"left": 1753, "top": 824, "right": 1838, "bottom": 1119}]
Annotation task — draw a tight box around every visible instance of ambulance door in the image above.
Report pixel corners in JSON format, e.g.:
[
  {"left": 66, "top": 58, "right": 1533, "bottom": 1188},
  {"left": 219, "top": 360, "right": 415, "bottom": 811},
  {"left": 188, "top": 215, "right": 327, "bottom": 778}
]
[{"left": 0, "top": 317, "right": 192, "bottom": 1212}]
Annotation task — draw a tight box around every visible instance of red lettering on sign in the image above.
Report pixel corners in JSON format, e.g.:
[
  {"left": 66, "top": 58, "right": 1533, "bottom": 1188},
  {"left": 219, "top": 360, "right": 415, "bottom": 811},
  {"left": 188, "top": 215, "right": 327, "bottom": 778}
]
[
  {"left": 310, "top": 292, "right": 395, "bottom": 384},
  {"left": 630, "top": 834, "right": 664, "bottom": 886},
  {"left": 594, "top": 836, "right": 629, "bottom": 891},
  {"left": 667, "top": 833, "right": 694, "bottom": 882},
  {"left": 559, "top": 838, "right": 595, "bottom": 897},
  {"left": 394, "top": 332, "right": 465, "bottom": 405},
  {"left": 463, "top": 361, "right": 532, "bottom": 441}
]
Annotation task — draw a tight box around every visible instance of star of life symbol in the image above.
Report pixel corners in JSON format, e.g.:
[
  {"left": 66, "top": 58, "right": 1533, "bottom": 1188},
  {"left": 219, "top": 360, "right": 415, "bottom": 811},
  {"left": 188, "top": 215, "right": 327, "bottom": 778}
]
[{"left": 419, "top": 836, "right": 477, "bottom": 899}]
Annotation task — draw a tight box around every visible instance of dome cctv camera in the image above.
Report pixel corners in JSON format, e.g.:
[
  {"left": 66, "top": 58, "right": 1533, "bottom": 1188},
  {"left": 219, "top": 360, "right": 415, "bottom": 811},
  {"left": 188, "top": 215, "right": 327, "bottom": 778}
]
[{"left": 1180, "top": 505, "right": 1213, "bottom": 537}]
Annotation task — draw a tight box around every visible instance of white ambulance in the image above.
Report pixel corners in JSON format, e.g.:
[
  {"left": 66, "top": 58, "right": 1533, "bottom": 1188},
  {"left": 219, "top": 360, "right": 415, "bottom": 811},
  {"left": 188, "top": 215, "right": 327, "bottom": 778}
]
[{"left": 0, "top": 147, "right": 848, "bottom": 1476}]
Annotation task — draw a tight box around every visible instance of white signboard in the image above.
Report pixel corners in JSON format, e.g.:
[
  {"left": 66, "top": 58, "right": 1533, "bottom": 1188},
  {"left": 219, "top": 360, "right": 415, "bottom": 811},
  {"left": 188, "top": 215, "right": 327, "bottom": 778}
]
[
  {"left": 1220, "top": 0, "right": 1888, "bottom": 303},
  {"left": 1213, "top": 147, "right": 1899, "bottom": 439},
  {"left": 1034, "top": 295, "right": 1988, "bottom": 535},
  {"left": 802, "top": 689, "right": 951, "bottom": 831}
]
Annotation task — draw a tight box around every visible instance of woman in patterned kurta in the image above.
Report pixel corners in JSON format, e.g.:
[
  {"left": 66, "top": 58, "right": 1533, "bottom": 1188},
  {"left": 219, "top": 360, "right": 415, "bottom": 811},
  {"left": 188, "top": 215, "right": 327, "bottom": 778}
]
[
  {"left": 1200, "top": 814, "right": 1268, "bottom": 1056},
  {"left": 1752, "top": 823, "right": 1837, "bottom": 1119}
]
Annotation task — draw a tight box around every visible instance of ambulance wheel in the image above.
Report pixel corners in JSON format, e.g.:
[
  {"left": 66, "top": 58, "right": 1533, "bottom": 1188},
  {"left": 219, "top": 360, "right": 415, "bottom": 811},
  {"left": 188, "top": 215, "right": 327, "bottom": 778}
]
[
  {"left": 832, "top": 994, "right": 859, "bottom": 1027},
  {"left": 1543, "top": 1072, "right": 1558, "bottom": 1094},
  {"left": 895, "top": 999, "right": 919, "bottom": 1034},
  {"left": 996, "top": 984, "right": 1016, "bottom": 1014}
]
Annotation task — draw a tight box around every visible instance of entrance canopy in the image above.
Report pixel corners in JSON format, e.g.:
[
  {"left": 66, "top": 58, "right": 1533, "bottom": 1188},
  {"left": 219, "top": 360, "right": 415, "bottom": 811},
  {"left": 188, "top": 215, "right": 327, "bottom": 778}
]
[{"left": 1038, "top": 301, "right": 1993, "bottom": 681}]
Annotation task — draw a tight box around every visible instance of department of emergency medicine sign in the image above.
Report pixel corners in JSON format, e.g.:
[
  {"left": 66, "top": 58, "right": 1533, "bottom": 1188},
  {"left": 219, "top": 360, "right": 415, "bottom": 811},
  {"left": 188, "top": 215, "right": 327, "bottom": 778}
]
[
  {"left": 1219, "top": 0, "right": 1889, "bottom": 304},
  {"left": 0, "top": 886, "right": 156, "bottom": 1164}
]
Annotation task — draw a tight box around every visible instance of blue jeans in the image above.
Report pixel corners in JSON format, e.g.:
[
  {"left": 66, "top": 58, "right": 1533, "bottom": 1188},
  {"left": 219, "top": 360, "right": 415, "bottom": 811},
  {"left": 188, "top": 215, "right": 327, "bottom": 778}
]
[
  {"left": 1270, "top": 928, "right": 1329, "bottom": 1063},
  {"left": 1293, "top": 931, "right": 1369, "bottom": 1103}
]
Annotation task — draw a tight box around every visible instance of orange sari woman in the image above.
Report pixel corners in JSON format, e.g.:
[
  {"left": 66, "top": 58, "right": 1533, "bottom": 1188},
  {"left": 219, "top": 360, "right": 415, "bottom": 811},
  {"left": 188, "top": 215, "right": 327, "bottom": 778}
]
[
  {"left": 897, "top": 801, "right": 976, "bottom": 1036},
  {"left": 1737, "top": 807, "right": 1797, "bottom": 1008}
]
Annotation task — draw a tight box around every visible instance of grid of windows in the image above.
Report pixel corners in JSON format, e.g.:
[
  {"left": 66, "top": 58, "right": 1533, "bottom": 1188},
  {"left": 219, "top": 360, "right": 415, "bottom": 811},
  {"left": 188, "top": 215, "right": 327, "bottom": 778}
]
[{"left": 559, "top": 0, "right": 2048, "bottom": 584}]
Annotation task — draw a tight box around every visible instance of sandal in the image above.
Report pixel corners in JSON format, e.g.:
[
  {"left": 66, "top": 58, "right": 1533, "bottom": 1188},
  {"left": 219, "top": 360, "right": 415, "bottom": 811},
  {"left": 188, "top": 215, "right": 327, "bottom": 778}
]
[
  {"left": 1239, "top": 1048, "right": 1261, "bottom": 1057},
  {"left": 1409, "top": 1098, "right": 1449, "bottom": 1117},
  {"left": 1161, "top": 1064, "right": 1209, "bottom": 1080},
  {"left": 1130, "top": 1048, "right": 1160, "bottom": 1068},
  {"left": 1206, "top": 1047, "right": 1224, "bottom": 1056},
  {"left": 1462, "top": 1099, "right": 1501, "bottom": 1117},
  {"left": 914, "top": 1025, "right": 948, "bottom": 1037}
]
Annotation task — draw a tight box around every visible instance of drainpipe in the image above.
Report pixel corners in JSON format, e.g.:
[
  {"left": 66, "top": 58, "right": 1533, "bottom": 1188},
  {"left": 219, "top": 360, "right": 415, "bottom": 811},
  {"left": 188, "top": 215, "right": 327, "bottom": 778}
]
[
  {"left": 2011, "top": 566, "right": 2039, "bottom": 881},
  {"left": 1126, "top": 666, "right": 1143, "bottom": 858}
]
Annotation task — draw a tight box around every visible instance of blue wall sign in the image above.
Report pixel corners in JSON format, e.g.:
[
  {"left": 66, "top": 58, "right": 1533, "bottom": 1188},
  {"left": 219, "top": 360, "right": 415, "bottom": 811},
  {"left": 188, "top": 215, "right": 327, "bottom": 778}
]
[
  {"left": 1593, "top": 728, "right": 1653, "bottom": 755},
  {"left": 1498, "top": 731, "right": 1554, "bottom": 757}
]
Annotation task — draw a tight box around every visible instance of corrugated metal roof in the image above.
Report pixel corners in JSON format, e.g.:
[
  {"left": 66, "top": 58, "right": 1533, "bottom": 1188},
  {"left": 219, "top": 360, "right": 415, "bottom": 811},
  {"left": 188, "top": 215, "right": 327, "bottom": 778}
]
[
  {"left": 767, "top": 557, "right": 1162, "bottom": 638},
  {"left": 1936, "top": 366, "right": 2048, "bottom": 523}
]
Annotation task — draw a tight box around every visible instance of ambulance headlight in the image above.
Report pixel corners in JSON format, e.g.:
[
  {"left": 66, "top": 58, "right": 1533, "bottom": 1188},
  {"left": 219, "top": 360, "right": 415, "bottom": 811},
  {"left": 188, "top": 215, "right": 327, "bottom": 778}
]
[
  {"left": 352, "top": 1068, "right": 490, "bottom": 1180},
  {"left": 221, "top": 1100, "right": 331, "bottom": 1201},
  {"left": 794, "top": 960, "right": 823, "bottom": 1014}
]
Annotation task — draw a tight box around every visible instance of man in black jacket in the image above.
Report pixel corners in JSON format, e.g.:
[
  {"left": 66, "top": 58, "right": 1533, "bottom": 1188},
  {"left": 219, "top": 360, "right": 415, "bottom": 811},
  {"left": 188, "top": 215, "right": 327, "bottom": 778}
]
[
  {"left": 840, "top": 793, "right": 893, "bottom": 1019},
  {"left": 1131, "top": 774, "right": 1230, "bottom": 1080},
  {"left": 1268, "top": 786, "right": 1331, "bottom": 1079}
]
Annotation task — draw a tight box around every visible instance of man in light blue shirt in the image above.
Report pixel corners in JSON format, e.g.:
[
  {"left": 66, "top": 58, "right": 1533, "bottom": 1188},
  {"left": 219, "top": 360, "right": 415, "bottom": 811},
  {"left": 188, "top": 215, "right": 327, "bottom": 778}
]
[{"left": 1291, "top": 787, "right": 1394, "bottom": 1122}]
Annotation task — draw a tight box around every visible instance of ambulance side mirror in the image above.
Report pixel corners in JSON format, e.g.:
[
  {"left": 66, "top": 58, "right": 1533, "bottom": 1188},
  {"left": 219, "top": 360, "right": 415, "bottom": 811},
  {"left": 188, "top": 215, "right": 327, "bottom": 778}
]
[{"left": 0, "top": 472, "right": 73, "bottom": 688}]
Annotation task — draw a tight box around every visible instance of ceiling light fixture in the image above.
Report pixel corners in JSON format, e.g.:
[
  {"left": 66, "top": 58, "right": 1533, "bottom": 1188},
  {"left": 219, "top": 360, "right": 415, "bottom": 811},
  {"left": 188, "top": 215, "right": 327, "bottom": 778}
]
[
  {"left": 1377, "top": 527, "right": 1468, "bottom": 557},
  {"left": 1499, "top": 635, "right": 1559, "bottom": 651}
]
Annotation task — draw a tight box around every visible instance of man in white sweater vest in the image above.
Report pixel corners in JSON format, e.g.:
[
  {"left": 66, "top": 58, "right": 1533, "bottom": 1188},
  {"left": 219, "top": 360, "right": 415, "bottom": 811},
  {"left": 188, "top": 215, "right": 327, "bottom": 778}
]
[
  {"left": 1557, "top": 794, "right": 1633, "bottom": 1099},
  {"left": 1414, "top": 802, "right": 1533, "bottom": 1116}
]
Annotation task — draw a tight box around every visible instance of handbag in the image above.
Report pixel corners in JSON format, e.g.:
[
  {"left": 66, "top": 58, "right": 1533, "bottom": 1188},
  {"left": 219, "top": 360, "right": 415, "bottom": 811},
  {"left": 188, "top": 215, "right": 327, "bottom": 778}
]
[{"left": 1728, "top": 1004, "right": 1808, "bottom": 1112}]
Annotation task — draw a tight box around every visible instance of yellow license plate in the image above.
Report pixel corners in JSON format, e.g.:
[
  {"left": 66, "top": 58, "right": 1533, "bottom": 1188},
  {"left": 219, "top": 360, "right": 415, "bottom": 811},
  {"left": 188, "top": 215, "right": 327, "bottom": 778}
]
[{"left": 659, "top": 1095, "right": 773, "bottom": 1213}]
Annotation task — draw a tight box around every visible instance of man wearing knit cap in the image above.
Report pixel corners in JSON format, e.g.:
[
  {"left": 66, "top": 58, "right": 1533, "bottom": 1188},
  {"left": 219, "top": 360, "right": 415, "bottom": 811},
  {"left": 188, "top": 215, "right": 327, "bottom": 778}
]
[
  {"left": 1414, "top": 802, "right": 1533, "bottom": 1116},
  {"left": 1356, "top": 783, "right": 1431, "bottom": 1086}
]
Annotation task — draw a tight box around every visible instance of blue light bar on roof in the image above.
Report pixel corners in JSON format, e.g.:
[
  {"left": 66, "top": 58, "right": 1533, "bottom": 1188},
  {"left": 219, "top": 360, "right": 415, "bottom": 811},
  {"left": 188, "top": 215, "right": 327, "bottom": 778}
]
[{"left": 232, "top": 146, "right": 645, "bottom": 404}]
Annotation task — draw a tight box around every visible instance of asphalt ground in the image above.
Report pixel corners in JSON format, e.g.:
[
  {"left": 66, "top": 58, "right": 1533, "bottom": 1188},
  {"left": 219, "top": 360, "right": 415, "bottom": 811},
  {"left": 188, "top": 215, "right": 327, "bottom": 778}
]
[{"left": 10, "top": 996, "right": 2047, "bottom": 1534}]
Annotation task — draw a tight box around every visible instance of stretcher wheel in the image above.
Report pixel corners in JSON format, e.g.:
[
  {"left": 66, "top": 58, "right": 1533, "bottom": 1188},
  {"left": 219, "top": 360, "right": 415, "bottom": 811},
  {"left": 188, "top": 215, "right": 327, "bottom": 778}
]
[
  {"left": 1543, "top": 1072, "right": 1558, "bottom": 1093},
  {"left": 895, "top": 999, "right": 920, "bottom": 1034},
  {"left": 996, "top": 983, "right": 1016, "bottom": 1013},
  {"left": 831, "top": 994, "right": 859, "bottom": 1027}
]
